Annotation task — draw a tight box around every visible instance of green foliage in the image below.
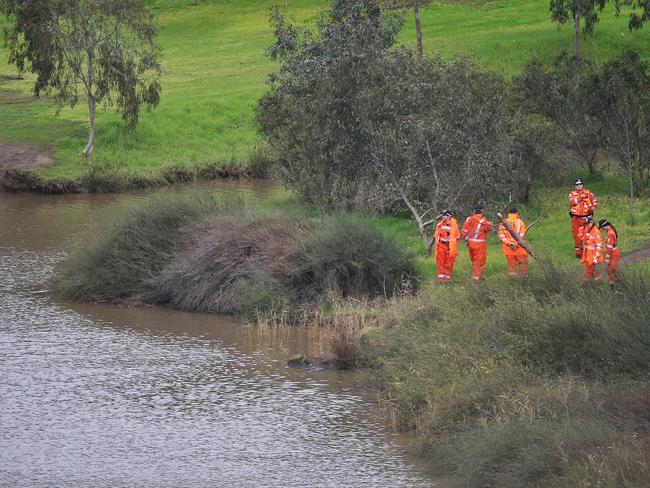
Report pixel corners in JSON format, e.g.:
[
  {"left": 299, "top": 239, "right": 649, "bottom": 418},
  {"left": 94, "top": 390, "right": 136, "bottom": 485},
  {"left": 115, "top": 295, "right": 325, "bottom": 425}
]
[
  {"left": 258, "top": 1, "right": 533, "bottom": 216},
  {"left": 257, "top": 0, "right": 403, "bottom": 212},
  {"left": 593, "top": 50, "right": 650, "bottom": 196},
  {"left": 513, "top": 52, "right": 602, "bottom": 176},
  {"left": 549, "top": 1, "right": 609, "bottom": 35}
]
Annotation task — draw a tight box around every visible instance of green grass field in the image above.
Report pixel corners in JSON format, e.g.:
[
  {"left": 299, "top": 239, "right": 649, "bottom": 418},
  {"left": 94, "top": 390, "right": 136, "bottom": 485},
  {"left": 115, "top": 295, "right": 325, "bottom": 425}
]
[{"left": 2, "top": 0, "right": 650, "bottom": 182}]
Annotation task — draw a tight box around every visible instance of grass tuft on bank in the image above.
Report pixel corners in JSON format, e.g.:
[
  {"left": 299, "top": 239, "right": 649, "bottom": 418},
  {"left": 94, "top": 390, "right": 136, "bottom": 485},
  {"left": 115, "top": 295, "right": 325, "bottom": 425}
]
[{"left": 56, "top": 193, "right": 223, "bottom": 301}]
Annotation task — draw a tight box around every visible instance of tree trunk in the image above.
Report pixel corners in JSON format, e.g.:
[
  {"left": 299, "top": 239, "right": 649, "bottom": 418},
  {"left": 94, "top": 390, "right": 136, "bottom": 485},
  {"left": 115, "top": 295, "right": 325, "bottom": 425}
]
[
  {"left": 585, "top": 148, "right": 599, "bottom": 176},
  {"left": 414, "top": 0, "right": 424, "bottom": 62},
  {"left": 628, "top": 172, "right": 636, "bottom": 224},
  {"left": 573, "top": 2, "right": 581, "bottom": 58},
  {"left": 83, "top": 95, "right": 96, "bottom": 158}
]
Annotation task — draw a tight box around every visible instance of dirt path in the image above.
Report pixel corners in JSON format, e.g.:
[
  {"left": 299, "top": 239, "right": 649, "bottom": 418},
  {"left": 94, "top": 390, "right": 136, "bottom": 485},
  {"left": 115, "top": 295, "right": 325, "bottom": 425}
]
[{"left": 621, "top": 244, "right": 650, "bottom": 267}]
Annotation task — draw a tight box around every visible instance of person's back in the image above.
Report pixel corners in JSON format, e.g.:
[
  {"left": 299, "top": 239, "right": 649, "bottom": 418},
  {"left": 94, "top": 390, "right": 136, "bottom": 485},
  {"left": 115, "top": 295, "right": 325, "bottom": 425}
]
[
  {"left": 498, "top": 209, "right": 528, "bottom": 278},
  {"left": 461, "top": 205, "right": 493, "bottom": 282}
]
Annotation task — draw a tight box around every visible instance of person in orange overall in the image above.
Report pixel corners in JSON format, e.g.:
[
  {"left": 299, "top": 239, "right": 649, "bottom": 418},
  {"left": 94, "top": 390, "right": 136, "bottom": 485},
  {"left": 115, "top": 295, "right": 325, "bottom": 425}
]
[
  {"left": 433, "top": 209, "right": 460, "bottom": 283},
  {"left": 461, "top": 204, "right": 493, "bottom": 283},
  {"left": 579, "top": 216, "right": 603, "bottom": 283},
  {"left": 598, "top": 219, "right": 621, "bottom": 288},
  {"left": 498, "top": 207, "right": 528, "bottom": 278},
  {"left": 569, "top": 179, "right": 598, "bottom": 258}
]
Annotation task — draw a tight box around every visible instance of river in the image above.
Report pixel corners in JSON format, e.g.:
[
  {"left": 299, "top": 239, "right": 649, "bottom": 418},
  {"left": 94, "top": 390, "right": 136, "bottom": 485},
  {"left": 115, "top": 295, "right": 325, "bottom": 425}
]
[{"left": 0, "top": 182, "right": 434, "bottom": 487}]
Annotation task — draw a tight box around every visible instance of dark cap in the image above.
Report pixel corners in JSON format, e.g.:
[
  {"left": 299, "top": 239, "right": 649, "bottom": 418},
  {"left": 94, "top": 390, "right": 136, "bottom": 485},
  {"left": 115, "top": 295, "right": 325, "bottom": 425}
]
[
  {"left": 574, "top": 179, "right": 583, "bottom": 186},
  {"left": 473, "top": 204, "right": 484, "bottom": 214},
  {"left": 509, "top": 207, "right": 518, "bottom": 214},
  {"left": 598, "top": 219, "right": 609, "bottom": 229},
  {"left": 442, "top": 209, "right": 452, "bottom": 217}
]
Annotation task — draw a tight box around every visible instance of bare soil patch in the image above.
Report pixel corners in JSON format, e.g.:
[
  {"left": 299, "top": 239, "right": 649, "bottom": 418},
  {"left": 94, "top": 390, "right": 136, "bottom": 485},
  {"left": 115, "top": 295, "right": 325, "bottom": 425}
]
[
  {"left": 0, "top": 143, "right": 75, "bottom": 193},
  {"left": 0, "top": 142, "right": 54, "bottom": 172}
]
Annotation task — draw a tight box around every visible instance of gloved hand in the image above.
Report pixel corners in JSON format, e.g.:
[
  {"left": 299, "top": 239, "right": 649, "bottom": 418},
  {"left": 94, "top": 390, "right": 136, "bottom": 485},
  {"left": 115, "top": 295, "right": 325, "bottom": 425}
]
[
  {"left": 593, "top": 257, "right": 598, "bottom": 265},
  {"left": 605, "top": 254, "right": 611, "bottom": 264}
]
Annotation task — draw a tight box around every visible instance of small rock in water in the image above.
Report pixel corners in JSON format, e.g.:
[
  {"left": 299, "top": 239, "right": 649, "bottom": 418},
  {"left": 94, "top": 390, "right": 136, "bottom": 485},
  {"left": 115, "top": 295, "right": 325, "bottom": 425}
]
[{"left": 286, "top": 354, "right": 311, "bottom": 367}]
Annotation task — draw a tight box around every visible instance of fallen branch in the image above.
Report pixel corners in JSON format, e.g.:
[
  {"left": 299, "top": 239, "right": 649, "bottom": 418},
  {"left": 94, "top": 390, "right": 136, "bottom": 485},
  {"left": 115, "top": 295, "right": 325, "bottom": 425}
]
[{"left": 497, "top": 212, "right": 538, "bottom": 260}]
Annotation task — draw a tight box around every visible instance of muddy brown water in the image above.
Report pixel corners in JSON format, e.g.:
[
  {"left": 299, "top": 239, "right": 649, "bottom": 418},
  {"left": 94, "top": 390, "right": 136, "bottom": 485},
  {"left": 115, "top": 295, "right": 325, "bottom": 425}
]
[{"left": 0, "top": 182, "right": 435, "bottom": 487}]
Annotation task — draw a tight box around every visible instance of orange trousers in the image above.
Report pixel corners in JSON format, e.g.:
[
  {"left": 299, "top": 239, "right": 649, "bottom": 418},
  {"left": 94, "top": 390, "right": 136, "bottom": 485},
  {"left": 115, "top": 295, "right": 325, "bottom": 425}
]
[
  {"left": 583, "top": 263, "right": 601, "bottom": 282},
  {"left": 571, "top": 215, "right": 587, "bottom": 257},
  {"left": 605, "top": 250, "right": 621, "bottom": 284},
  {"left": 505, "top": 254, "right": 528, "bottom": 277},
  {"left": 436, "top": 244, "right": 457, "bottom": 282},
  {"left": 467, "top": 243, "right": 487, "bottom": 282}
]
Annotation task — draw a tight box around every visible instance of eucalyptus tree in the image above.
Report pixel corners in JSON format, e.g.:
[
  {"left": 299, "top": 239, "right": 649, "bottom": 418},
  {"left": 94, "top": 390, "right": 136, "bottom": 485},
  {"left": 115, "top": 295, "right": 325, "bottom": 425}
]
[
  {"left": 513, "top": 53, "right": 602, "bottom": 176},
  {"left": 593, "top": 51, "right": 650, "bottom": 202},
  {"left": 1, "top": 0, "right": 163, "bottom": 157},
  {"left": 257, "top": 1, "right": 528, "bottom": 253},
  {"left": 550, "top": 0, "right": 650, "bottom": 58},
  {"left": 257, "top": 0, "right": 403, "bottom": 212},
  {"left": 367, "top": 54, "right": 525, "bottom": 254}
]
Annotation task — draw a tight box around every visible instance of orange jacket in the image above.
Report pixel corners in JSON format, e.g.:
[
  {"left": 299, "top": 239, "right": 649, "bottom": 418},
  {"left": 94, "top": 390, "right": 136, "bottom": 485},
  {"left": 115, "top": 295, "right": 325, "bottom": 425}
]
[
  {"left": 434, "top": 217, "right": 460, "bottom": 257},
  {"left": 498, "top": 213, "right": 528, "bottom": 257},
  {"left": 579, "top": 225, "right": 603, "bottom": 265},
  {"left": 569, "top": 189, "right": 598, "bottom": 217},
  {"left": 462, "top": 214, "right": 493, "bottom": 245},
  {"left": 604, "top": 227, "right": 619, "bottom": 258}
]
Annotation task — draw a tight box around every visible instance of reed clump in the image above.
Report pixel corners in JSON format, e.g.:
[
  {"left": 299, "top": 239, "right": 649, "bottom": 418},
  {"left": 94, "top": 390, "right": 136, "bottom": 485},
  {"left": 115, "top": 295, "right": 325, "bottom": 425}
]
[{"left": 56, "top": 193, "right": 221, "bottom": 302}]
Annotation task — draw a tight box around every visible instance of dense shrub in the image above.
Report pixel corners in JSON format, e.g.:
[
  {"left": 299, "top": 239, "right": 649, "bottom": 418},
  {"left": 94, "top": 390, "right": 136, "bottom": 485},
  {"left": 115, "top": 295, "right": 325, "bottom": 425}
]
[
  {"left": 286, "top": 216, "right": 420, "bottom": 301},
  {"left": 154, "top": 215, "right": 309, "bottom": 314}
]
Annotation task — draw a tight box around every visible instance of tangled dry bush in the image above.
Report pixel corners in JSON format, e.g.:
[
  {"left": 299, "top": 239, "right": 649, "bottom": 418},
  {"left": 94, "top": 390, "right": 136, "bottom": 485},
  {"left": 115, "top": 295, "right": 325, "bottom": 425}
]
[{"left": 155, "top": 215, "right": 310, "bottom": 314}]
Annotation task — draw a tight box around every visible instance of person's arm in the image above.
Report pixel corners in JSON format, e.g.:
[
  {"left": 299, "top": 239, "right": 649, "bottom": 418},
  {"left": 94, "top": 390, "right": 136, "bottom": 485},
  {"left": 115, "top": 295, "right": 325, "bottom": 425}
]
[
  {"left": 498, "top": 224, "right": 508, "bottom": 244},
  {"left": 594, "top": 233, "right": 603, "bottom": 264},
  {"left": 450, "top": 221, "right": 460, "bottom": 255},
  {"left": 590, "top": 191, "right": 598, "bottom": 212}
]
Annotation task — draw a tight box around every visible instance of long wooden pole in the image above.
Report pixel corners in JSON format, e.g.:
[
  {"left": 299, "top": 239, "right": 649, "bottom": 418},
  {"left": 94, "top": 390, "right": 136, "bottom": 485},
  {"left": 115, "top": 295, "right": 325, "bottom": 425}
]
[{"left": 497, "top": 212, "right": 538, "bottom": 260}]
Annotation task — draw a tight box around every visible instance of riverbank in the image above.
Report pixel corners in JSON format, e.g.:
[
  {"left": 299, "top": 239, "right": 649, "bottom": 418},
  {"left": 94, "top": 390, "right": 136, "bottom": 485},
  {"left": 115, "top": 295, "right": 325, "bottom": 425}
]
[{"left": 360, "top": 269, "right": 650, "bottom": 487}]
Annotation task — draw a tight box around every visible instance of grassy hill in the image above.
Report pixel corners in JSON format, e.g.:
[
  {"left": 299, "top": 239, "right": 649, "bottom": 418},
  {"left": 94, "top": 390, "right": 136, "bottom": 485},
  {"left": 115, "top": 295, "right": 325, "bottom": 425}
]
[{"left": 1, "top": 0, "right": 650, "bottom": 184}]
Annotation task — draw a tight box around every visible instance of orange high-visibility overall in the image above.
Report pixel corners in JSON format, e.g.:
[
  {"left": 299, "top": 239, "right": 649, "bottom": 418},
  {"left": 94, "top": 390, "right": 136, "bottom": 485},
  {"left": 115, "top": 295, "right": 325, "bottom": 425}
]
[
  {"left": 462, "top": 214, "right": 493, "bottom": 282},
  {"left": 434, "top": 217, "right": 460, "bottom": 282},
  {"left": 604, "top": 227, "right": 621, "bottom": 285},
  {"left": 569, "top": 188, "right": 598, "bottom": 257},
  {"left": 498, "top": 213, "right": 528, "bottom": 277},
  {"left": 580, "top": 225, "right": 603, "bottom": 282}
]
